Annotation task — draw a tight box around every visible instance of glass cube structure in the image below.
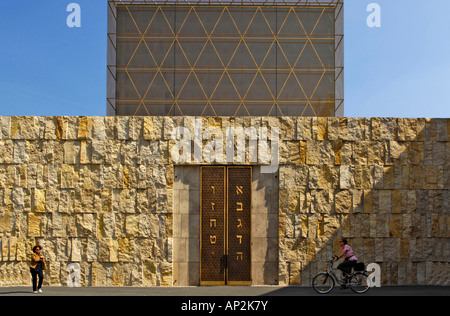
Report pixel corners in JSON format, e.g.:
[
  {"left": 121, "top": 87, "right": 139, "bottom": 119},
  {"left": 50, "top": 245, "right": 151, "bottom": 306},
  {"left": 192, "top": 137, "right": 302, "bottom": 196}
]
[{"left": 107, "top": 0, "right": 344, "bottom": 116}]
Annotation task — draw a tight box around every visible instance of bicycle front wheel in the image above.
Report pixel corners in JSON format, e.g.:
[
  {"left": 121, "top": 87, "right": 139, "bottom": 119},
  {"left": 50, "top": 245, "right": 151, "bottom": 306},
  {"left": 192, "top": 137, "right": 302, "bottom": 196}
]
[
  {"left": 312, "top": 273, "right": 334, "bottom": 294},
  {"left": 349, "top": 272, "right": 370, "bottom": 294}
]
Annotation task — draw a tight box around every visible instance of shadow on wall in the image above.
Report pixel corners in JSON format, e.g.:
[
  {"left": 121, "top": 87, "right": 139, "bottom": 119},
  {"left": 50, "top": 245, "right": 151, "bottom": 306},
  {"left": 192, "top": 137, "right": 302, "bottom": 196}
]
[{"left": 279, "top": 117, "right": 449, "bottom": 286}]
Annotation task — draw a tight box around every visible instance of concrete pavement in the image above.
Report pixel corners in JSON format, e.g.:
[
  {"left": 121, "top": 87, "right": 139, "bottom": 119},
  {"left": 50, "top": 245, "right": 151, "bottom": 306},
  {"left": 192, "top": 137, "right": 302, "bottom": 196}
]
[{"left": 0, "top": 285, "right": 448, "bottom": 296}]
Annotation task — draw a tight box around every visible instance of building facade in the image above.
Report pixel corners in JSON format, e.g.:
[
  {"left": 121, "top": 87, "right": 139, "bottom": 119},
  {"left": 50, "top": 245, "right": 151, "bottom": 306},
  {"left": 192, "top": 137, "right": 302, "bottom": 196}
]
[{"left": 0, "top": 116, "right": 448, "bottom": 287}]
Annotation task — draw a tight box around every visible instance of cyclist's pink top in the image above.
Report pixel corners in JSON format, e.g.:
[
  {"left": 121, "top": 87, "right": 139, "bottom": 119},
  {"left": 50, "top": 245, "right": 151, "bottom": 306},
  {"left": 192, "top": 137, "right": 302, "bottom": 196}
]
[{"left": 344, "top": 245, "right": 357, "bottom": 261}]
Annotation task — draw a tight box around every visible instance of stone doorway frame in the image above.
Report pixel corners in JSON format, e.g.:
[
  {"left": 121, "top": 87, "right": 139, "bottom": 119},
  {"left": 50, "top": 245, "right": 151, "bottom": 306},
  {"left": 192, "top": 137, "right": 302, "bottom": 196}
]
[{"left": 173, "top": 165, "right": 279, "bottom": 286}]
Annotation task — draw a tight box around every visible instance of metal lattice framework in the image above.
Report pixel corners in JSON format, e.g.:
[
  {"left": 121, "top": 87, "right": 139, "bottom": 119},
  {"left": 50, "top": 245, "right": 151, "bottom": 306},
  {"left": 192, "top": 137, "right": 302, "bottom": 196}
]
[{"left": 107, "top": 0, "right": 344, "bottom": 116}]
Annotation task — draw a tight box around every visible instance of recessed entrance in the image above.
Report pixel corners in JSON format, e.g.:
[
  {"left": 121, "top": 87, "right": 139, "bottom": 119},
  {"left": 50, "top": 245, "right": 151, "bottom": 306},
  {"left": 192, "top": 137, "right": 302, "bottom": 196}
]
[
  {"left": 200, "top": 166, "right": 252, "bottom": 285},
  {"left": 173, "top": 165, "right": 278, "bottom": 286}
]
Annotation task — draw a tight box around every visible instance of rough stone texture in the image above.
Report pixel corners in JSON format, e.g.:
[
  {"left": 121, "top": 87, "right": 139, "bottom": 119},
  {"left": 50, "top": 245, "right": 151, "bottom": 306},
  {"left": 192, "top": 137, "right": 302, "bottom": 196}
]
[
  {"left": 279, "top": 117, "right": 449, "bottom": 286},
  {"left": 0, "top": 116, "right": 448, "bottom": 287}
]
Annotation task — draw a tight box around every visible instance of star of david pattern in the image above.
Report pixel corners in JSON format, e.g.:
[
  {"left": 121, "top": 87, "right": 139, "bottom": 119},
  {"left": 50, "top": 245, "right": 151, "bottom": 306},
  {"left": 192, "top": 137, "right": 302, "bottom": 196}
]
[{"left": 109, "top": 0, "right": 343, "bottom": 116}]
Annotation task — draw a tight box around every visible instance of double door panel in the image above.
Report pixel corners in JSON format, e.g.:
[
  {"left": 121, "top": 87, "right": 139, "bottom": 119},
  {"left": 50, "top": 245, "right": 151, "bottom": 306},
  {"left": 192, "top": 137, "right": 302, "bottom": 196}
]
[{"left": 200, "top": 166, "right": 251, "bottom": 285}]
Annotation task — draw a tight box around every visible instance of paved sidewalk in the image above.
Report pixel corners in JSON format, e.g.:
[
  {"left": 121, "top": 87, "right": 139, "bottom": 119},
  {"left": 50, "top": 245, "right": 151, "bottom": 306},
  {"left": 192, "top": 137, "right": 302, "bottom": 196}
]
[{"left": 0, "top": 285, "right": 448, "bottom": 296}]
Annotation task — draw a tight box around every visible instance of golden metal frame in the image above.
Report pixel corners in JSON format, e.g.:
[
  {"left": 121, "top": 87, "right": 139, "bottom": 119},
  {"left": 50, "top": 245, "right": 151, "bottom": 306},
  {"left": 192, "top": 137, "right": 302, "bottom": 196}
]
[{"left": 107, "top": 0, "right": 343, "bottom": 116}]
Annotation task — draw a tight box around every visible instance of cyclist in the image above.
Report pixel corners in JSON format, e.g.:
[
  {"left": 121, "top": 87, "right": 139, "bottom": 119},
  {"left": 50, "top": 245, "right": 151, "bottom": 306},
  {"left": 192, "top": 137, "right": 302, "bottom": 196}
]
[{"left": 333, "top": 239, "right": 358, "bottom": 285}]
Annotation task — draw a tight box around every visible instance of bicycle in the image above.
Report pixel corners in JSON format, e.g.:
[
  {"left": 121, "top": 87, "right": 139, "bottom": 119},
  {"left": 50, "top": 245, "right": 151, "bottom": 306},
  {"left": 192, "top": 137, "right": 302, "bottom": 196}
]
[{"left": 312, "top": 256, "right": 370, "bottom": 294}]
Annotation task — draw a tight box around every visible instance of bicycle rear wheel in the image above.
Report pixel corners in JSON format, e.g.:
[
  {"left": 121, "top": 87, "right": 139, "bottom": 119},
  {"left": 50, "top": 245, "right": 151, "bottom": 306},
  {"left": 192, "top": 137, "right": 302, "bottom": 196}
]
[
  {"left": 349, "top": 272, "right": 370, "bottom": 294},
  {"left": 312, "top": 273, "right": 334, "bottom": 294}
]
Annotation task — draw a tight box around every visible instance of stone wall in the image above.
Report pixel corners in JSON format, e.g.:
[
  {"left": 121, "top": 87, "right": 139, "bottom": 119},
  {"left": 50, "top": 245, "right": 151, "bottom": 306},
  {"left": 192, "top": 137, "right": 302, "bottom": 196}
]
[
  {"left": 278, "top": 117, "right": 449, "bottom": 286},
  {"left": 0, "top": 116, "right": 448, "bottom": 287}
]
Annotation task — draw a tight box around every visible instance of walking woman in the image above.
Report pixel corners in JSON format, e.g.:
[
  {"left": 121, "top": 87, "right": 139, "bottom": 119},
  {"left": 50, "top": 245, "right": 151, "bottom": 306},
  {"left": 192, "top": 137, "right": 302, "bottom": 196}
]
[{"left": 30, "top": 245, "right": 47, "bottom": 293}]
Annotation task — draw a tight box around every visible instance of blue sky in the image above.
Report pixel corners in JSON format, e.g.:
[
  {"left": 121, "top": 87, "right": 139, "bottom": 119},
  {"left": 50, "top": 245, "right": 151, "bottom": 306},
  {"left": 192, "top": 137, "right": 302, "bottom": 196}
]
[{"left": 0, "top": 0, "right": 449, "bottom": 118}]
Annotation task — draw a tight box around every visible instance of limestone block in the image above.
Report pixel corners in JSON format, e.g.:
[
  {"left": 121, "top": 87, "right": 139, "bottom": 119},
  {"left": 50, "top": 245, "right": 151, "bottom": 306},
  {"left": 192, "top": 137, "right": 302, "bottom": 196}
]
[
  {"left": 28, "top": 213, "right": 41, "bottom": 237},
  {"left": 306, "top": 140, "right": 334, "bottom": 165},
  {"left": 347, "top": 117, "right": 367, "bottom": 140},
  {"left": 339, "top": 165, "right": 353, "bottom": 189},
  {"left": 13, "top": 141, "right": 29, "bottom": 164},
  {"left": 125, "top": 214, "right": 139, "bottom": 237},
  {"left": 164, "top": 117, "right": 182, "bottom": 141},
  {"left": 389, "top": 214, "right": 402, "bottom": 237},
  {"left": 278, "top": 140, "right": 289, "bottom": 165},
  {"left": 436, "top": 119, "right": 447, "bottom": 142},
  {"left": 60, "top": 164, "right": 78, "bottom": 189},
  {"left": 323, "top": 215, "right": 340, "bottom": 239},
  {"left": 142, "top": 260, "right": 158, "bottom": 286},
  {"left": 376, "top": 214, "right": 389, "bottom": 237},
  {"left": 142, "top": 116, "right": 154, "bottom": 140},
  {"left": 43, "top": 117, "right": 58, "bottom": 140},
  {"left": 334, "top": 139, "right": 342, "bottom": 165},
  {"left": 352, "top": 141, "right": 368, "bottom": 165},
  {"left": 327, "top": 117, "right": 339, "bottom": 140},
  {"left": 432, "top": 141, "right": 446, "bottom": 166},
  {"left": 311, "top": 190, "right": 333, "bottom": 214},
  {"left": 70, "top": 238, "right": 83, "bottom": 262},
  {"left": 99, "top": 238, "right": 118, "bottom": 262},
  {"left": 104, "top": 116, "right": 116, "bottom": 139},
  {"left": 64, "top": 141, "right": 81, "bottom": 164},
  {"left": 312, "top": 117, "right": 328, "bottom": 140},
  {"left": 296, "top": 118, "right": 312, "bottom": 140},
  {"left": 129, "top": 117, "right": 143, "bottom": 140},
  {"left": 77, "top": 117, "right": 89, "bottom": 139},
  {"left": 116, "top": 117, "right": 130, "bottom": 140},
  {"left": 389, "top": 141, "right": 409, "bottom": 165},
  {"left": 11, "top": 188, "right": 25, "bottom": 211},
  {"left": 118, "top": 238, "right": 132, "bottom": 262},
  {"left": 308, "top": 165, "right": 339, "bottom": 190},
  {"left": 280, "top": 117, "right": 295, "bottom": 140},
  {"left": 11, "top": 117, "right": 39, "bottom": 140},
  {"left": 51, "top": 212, "right": 66, "bottom": 237},
  {"left": 0, "top": 116, "right": 11, "bottom": 140},
  {"left": 32, "top": 188, "right": 46, "bottom": 213},
  {"left": 397, "top": 118, "right": 418, "bottom": 141},
  {"left": 101, "top": 212, "right": 115, "bottom": 238},
  {"left": 335, "top": 190, "right": 352, "bottom": 213},
  {"left": 159, "top": 141, "right": 171, "bottom": 165},
  {"left": 378, "top": 190, "right": 392, "bottom": 213},
  {"left": 86, "top": 238, "right": 98, "bottom": 262},
  {"left": 0, "top": 140, "right": 13, "bottom": 164},
  {"left": 91, "top": 117, "right": 106, "bottom": 140},
  {"left": 368, "top": 141, "right": 386, "bottom": 165},
  {"left": 448, "top": 119, "right": 450, "bottom": 142},
  {"left": 15, "top": 239, "right": 27, "bottom": 261},
  {"left": 113, "top": 188, "right": 136, "bottom": 214},
  {"left": 159, "top": 261, "right": 172, "bottom": 286},
  {"left": 371, "top": 118, "right": 395, "bottom": 140},
  {"left": 91, "top": 140, "right": 106, "bottom": 164},
  {"left": 382, "top": 166, "right": 394, "bottom": 189},
  {"left": 287, "top": 141, "right": 301, "bottom": 165},
  {"left": 0, "top": 212, "right": 14, "bottom": 235},
  {"left": 77, "top": 213, "right": 96, "bottom": 236},
  {"left": 352, "top": 189, "right": 363, "bottom": 213}
]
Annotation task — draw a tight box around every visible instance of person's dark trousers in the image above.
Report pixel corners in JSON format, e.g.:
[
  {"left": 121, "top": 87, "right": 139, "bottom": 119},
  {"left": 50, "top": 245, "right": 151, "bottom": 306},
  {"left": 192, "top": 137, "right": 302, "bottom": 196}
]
[
  {"left": 337, "top": 260, "right": 357, "bottom": 276},
  {"left": 30, "top": 268, "right": 44, "bottom": 291}
]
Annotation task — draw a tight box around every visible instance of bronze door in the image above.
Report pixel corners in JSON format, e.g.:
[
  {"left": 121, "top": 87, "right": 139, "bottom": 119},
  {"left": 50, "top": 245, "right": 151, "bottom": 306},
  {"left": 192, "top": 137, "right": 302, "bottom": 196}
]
[{"left": 200, "top": 166, "right": 252, "bottom": 285}]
